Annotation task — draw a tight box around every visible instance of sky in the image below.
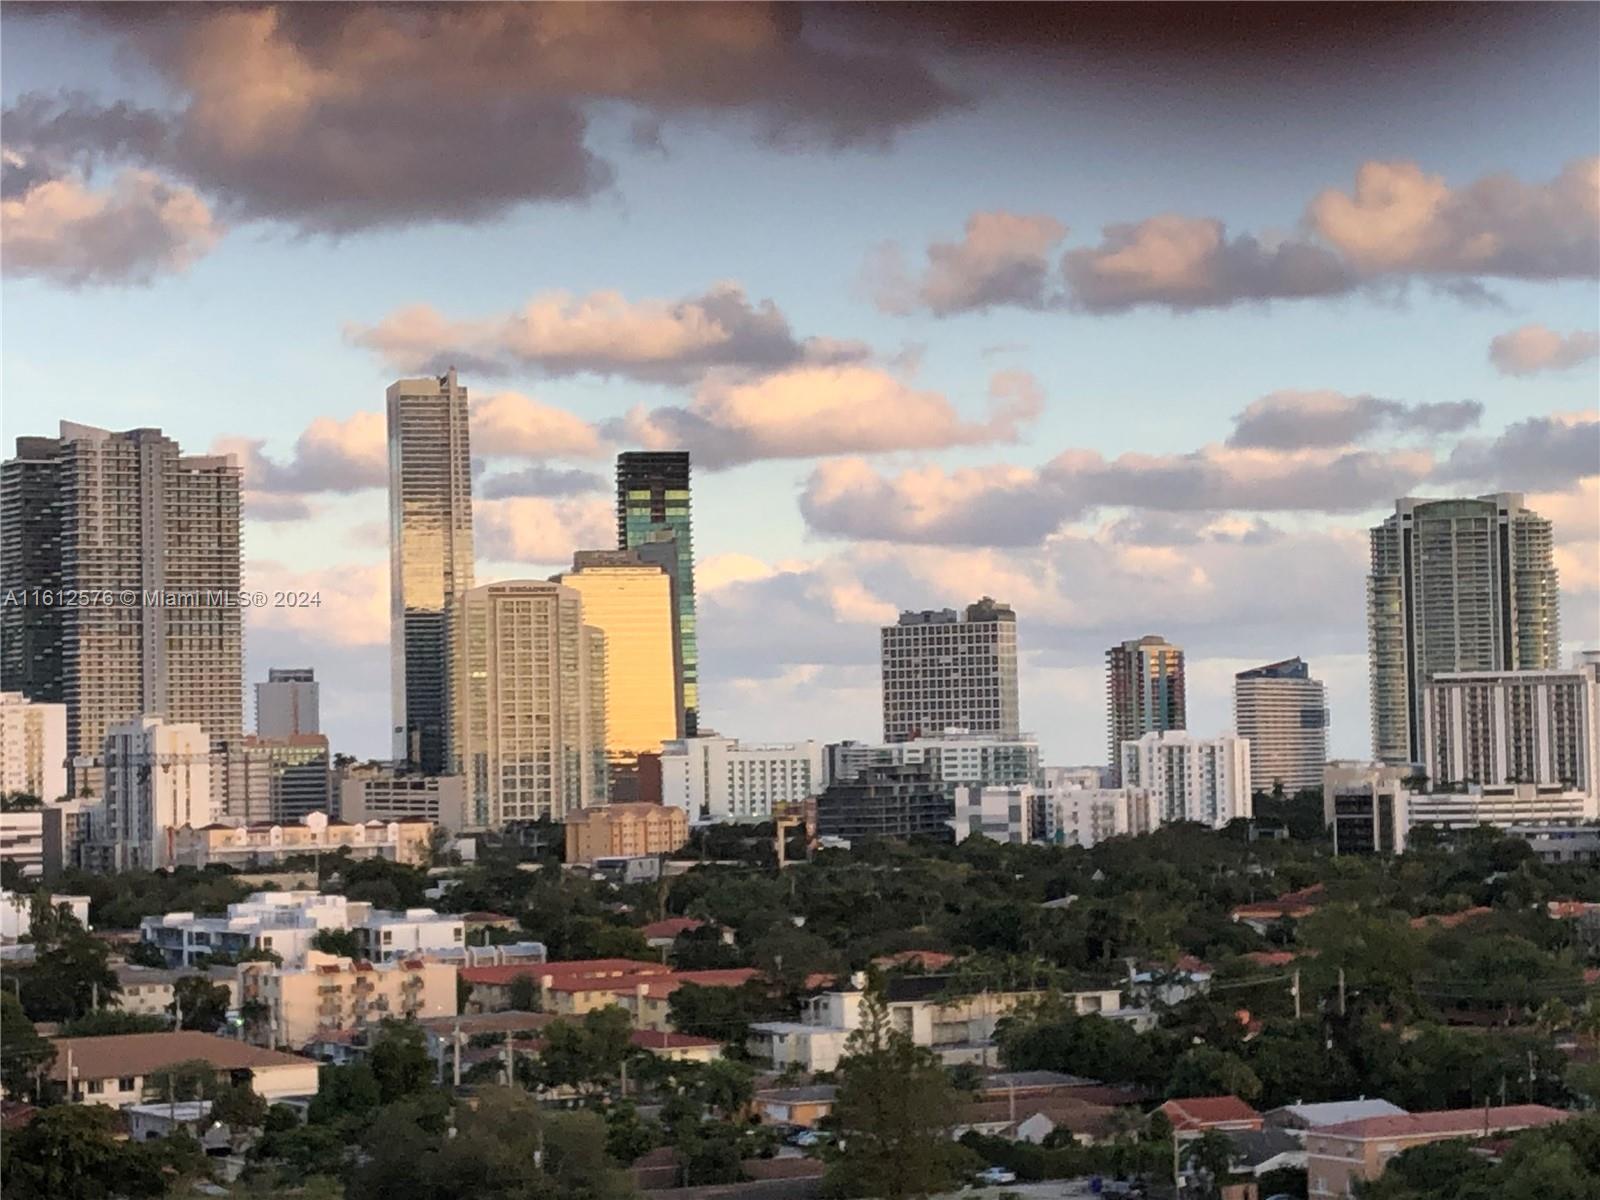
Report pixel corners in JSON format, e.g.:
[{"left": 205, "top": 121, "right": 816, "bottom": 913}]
[{"left": 3, "top": 2, "right": 1598, "bottom": 766}]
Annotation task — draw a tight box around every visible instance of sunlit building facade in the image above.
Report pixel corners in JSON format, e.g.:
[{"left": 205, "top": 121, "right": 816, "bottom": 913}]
[
  {"left": 617, "top": 452, "right": 698, "bottom": 735},
  {"left": 880, "top": 598, "right": 1020, "bottom": 743},
  {"left": 389, "top": 370, "right": 475, "bottom": 774},
  {"left": 1233, "top": 657, "right": 1328, "bottom": 794},
  {"left": 447, "top": 581, "right": 607, "bottom": 827},
  {"left": 1105, "top": 635, "right": 1186, "bottom": 784}
]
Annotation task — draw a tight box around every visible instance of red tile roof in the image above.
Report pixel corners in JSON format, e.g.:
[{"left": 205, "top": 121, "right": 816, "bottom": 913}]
[
  {"left": 1160, "top": 1095, "right": 1264, "bottom": 1131},
  {"left": 630, "top": 1029, "right": 721, "bottom": 1051},
  {"left": 1409, "top": 907, "right": 1493, "bottom": 930},
  {"left": 1318, "top": 1105, "right": 1571, "bottom": 1140},
  {"left": 872, "top": 949, "right": 956, "bottom": 971},
  {"left": 460, "top": 958, "right": 664, "bottom": 987},
  {"left": 1242, "top": 951, "right": 1298, "bottom": 968},
  {"left": 47, "top": 1032, "right": 313, "bottom": 1082},
  {"left": 641, "top": 917, "right": 704, "bottom": 940}
]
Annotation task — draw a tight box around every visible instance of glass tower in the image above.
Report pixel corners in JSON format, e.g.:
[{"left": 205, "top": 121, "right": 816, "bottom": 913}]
[
  {"left": 616, "top": 451, "right": 698, "bottom": 735},
  {"left": 1105, "top": 635, "right": 1186, "bottom": 784},
  {"left": 388, "top": 370, "right": 474, "bottom": 774}
]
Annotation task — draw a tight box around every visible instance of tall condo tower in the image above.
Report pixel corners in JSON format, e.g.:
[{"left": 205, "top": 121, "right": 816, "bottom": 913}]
[
  {"left": 1233, "top": 657, "right": 1328, "bottom": 794},
  {"left": 1, "top": 424, "right": 243, "bottom": 765},
  {"left": 880, "top": 597, "right": 1020, "bottom": 743},
  {"left": 1368, "top": 493, "right": 1559, "bottom": 765},
  {"left": 388, "top": 370, "right": 474, "bottom": 774},
  {"left": 1105, "top": 635, "right": 1185, "bottom": 784},
  {"left": 616, "top": 452, "right": 698, "bottom": 735}
]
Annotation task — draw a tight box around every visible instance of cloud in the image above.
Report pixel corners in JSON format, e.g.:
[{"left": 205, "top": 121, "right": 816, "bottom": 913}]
[
  {"left": 872, "top": 158, "right": 1599, "bottom": 316},
  {"left": 0, "top": 167, "right": 220, "bottom": 286},
  {"left": 801, "top": 458, "right": 1065, "bottom": 545},
  {"left": 866, "top": 211, "right": 1067, "bottom": 315},
  {"left": 215, "top": 412, "right": 387, "bottom": 495},
  {"left": 478, "top": 465, "right": 607, "bottom": 500},
  {"left": 346, "top": 284, "right": 866, "bottom": 384},
  {"left": 1488, "top": 325, "right": 1600, "bottom": 377},
  {"left": 468, "top": 392, "right": 605, "bottom": 460},
  {"left": 475, "top": 496, "right": 614, "bottom": 564},
  {"left": 1440, "top": 411, "right": 1600, "bottom": 489},
  {"left": 7, "top": 5, "right": 960, "bottom": 236},
  {"left": 1307, "top": 157, "right": 1600, "bottom": 279},
  {"left": 613, "top": 365, "right": 1043, "bottom": 469},
  {"left": 1227, "top": 391, "right": 1482, "bottom": 449},
  {"left": 245, "top": 559, "right": 388, "bottom": 647}
]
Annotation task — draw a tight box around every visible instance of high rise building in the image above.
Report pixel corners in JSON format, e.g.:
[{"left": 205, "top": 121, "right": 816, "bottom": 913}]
[
  {"left": 1105, "top": 636, "right": 1186, "bottom": 784},
  {"left": 1, "top": 424, "right": 243, "bottom": 766},
  {"left": 1368, "top": 494, "right": 1559, "bottom": 765},
  {"left": 446, "top": 581, "right": 607, "bottom": 827},
  {"left": 557, "top": 554, "right": 679, "bottom": 794},
  {"left": 1119, "top": 730, "right": 1251, "bottom": 829},
  {"left": 101, "top": 716, "right": 214, "bottom": 870},
  {"left": 255, "top": 668, "right": 320, "bottom": 738},
  {"left": 389, "top": 370, "right": 474, "bottom": 774},
  {"left": 616, "top": 452, "right": 698, "bottom": 735},
  {"left": 1233, "top": 657, "right": 1329, "bottom": 795},
  {"left": 880, "top": 598, "right": 1020, "bottom": 743},
  {"left": 217, "top": 735, "right": 334, "bottom": 824},
  {"left": 659, "top": 736, "right": 825, "bottom": 823},
  {"left": 0, "top": 692, "right": 68, "bottom": 803}
]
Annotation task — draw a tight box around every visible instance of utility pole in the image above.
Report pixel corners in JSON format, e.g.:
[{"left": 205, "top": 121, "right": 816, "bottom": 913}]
[
  {"left": 1527, "top": 1048, "right": 1536, "bottom": 1100},
  {"left": 1337, "top": 968, "right": 1346, "bottom": 1017},
  {"left": 452, "top": 1017, "right": 461, "bottom": 1088},
  {"left": 1291, "top": 970, "right": 1301, "bottom": 1020},
  {"left": 1172, "top": 1131, "right": 1182, "bottom": 1197}
]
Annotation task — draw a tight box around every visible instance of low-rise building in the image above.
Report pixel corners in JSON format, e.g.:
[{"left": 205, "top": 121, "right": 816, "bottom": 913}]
[
  {"left": 1042, "top": 779, "right": 1159, "bottom": 848},
  {"left": 0, "top": 810, "right": 45, "bottom": 881},
  {"left": 1, "top": 890, "right": 90, "bottom": 942},
  {"left": 1266, "top": 1099, "right": 1408, "bottom": 1137},
  {"left": 951, "top": 785, "right": 1033, "bottom": 844},
  {"left": 339, "top": 764, "right": 472, "bottom": 832},
  {"left": 113, "top": 963, "right": 240, "bottom": 1018},
  {"left": 1159, "top": 1095, "right": 1264, "bottom": 1135},
  {"left": 565, "top": 803, "right": 689, "bottom": 865},
  {"left": 1305, "top": 1105, "right": 1571, "bottom": 1198},
  {"left": 659, "top": 736, "right": 825, "bottom": 823},
  {"left": 952, "top": 1095, "right": 1120, "bottom": 1144},
  {"left": 753, "top": 1084, "right": 837, "bottom": 1129},
  {"left": 47, "top": 1031, "right": 320, "bottom": 1106},
  {"left": 240, "top": 951, "right": 457, "bottom": 1050},
  {"left": 172, "top": 811, "right": 434, "bottom": 869}
]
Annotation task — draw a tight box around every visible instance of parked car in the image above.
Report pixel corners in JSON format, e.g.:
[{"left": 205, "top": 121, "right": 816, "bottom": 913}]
[{"left": 974, "top": 1167, "right": 1018, "bottom": 1186}]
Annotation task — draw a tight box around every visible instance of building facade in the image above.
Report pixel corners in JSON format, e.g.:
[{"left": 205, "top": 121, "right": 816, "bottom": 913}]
[
  {"left": 172, "top": 812, "right": 434, "bottom": 870},
  {"left": 0, "top": 691, "right": 67, "bottom": 802},
  {"left": 1233, "top": 658, "right": 1328, "bottom": 795},
  {"left": 564, "top": 802, "right": 689, "bottom": 865},
  {"left": 881, "top": 598, "right": 1020, "bottom": 743},
  {"left": 255, "top": 668, "right": 319, "bottom": 738},
  {"left": 241, "top": 951, "right": 457, "bottom": 1049},
  {"left": 1120, "top": 731, "right": 1251, "bottom": 829},
  {"left": 815, "top": 765, "right": 954, "bottom": 844},
  {"left": 217, "top": 735, "right": 333, "bottom": 824},
  {"left": 951, "top": 785, "right": 1033, "bottom": 844},
  {"left": 1368, "top": 494, "right": 1560, "bottom": 765},
  {"left": 389, "top": 370, "right": 475, "bottom": 774},
  {"left": 1, "top": 424, "right": 243, "bottom": 767},
  {"left": 1041, "top": 780, "right": 1159, "bottom": 848},
  {"left": 339, "top": 764, "right": 471, "bottom": 832},
  {"left": 617, "top": 452, "right": 698, "bottom": 736},
  {"left": 659, "top": 736, "right": 825, "bottom": 822},
  {"left": 102, "top": 717, "right": 214, "bottom": 869},
  {"left": 448, "top": 581, "right": 607, "bottom": 827},
  {"left": 1323, "top": 761, "right": 1413, "bottom": 855},
  {"left": 1105, "top": 636, "right": 1186, "bottom": 784}
]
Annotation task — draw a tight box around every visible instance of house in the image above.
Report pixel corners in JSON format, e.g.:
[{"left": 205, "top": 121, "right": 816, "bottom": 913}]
[
  {"left": 113, "top": 964, "right": 241, "bottom": 1019},
  {"left": 628, "top": 1029, "right": 723, "bottom": 1064},
  {"left": 753, "top": 1084, "right": 837, "bottom": 1129},
  {"left": 1160, "top": 1095, "right": 1265, "bottom": 1134},
  {"left": 1230, "top": 884, "right": 1325, "bottom": 934},
  {"left": 543, "top": 967, "right": 761, "bottom": 1033},
  {"left": 1408, "top": 907, "right": 1493, "bottom": 931},
  {"left": 952, "top": 1095, "right": 1119, "bottom": 1144},
  {"left": 1225, "top": 1127, "right": 1306, "bottom": 1177},
  {"left": 47, "top": 1031, "right": 320, "bottom": 1106},
  {"left": 1306, "top": 1105, "right": 1572, "bottom": 1198},
  {"left": 417, "top": 1011, "right": 557, "bottom": 1082},
  {"left": 976, "top": 1070, "right": 1099, "bottom": 1098},
  {"left": 125, "top": 1100, "right": 220, "bottom": 1143},
  {"left": 639, "top": 916, "right": 704, "bottom": 949}
]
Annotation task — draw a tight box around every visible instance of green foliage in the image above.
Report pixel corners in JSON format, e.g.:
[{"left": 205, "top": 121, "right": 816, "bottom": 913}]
[
  {"left": 51, "top": 865, "right": 251, "bottom": 931},
  {"left": 367, "top": 1020, "right": 437, "bottom": 1103},
  {"left": 670, "top": 924, "right": 747, "bottom": 970},
  {"left": 122, "top": 940, "right": 168, "bottom": 967},
  {"left": 305, "top": 1062, "right": 382, "bottom": 1127},
  {"left": 334, "top": 858, "right": 431, "bottom": 910},
  {"left": 311, "top": 927, "right": 365, "bottom": 959},
  {"left": 668, "top": 978, "right": 780, "bottom": 1048},
  {"left": 0, "top": 991, "right": 55, "bottom": 1101},
  {"left": 15, "top": 901, "right": 119, "bottom": 1022},
  {"left": 0, "top": 1104, "right": 207, "bottom": 1199},
  {"left": 59, "top": 1009, "right": 170, "bottom": 1037},
  {"left": 1168, "top": 1046, "right": 1263, "bottom": 1103},
  {"left": 522, "top": 1005, "right": 634, "bottom": 1094},
  {"left": 958, "top": 1131, "right": 1167, "bottom": 1184},
  {"left": 506, "top": 972, "right": 540, "bottom": 1012},
  {"left": 1358, "top": 1114, "right": 1600, "bottom": 1199},
  {"left": 170, "top": 974, "right": 232, "bottom": 1032}
]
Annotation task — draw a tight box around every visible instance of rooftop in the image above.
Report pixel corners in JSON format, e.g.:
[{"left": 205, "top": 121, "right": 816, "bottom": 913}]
[
  {"left": 47, "top": 1032, "right": 313, "bottom": 1082},
  {"left": 1160, "top": 1095, "right": 1263, "bottom": 1130},
  {"left": 1317, "top": 1104, "right": 1572, "bottom": 1140},
  {"left": 1270, "top": 1098, "right": 1407, "bottom": 1127}
]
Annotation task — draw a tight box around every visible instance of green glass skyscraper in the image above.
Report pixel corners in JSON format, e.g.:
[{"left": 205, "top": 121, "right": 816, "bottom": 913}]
[{"left": 616, "top": 451, "right": 698, "bottom": 736}]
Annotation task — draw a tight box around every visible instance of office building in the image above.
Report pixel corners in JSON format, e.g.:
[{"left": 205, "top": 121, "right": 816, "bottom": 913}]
[
  {"left": 255, "top": 668, "right": 319, "bottom": 738},
  {"left": 0, "top": 691, "right": 68, "bottom": 802},
  {"left": 564, "top": 802, "right": 689, "bottom": 865},
  {"left": 447, "top": 581, "right": 607, "bottom": 827},
  {"left": 659, "top": 736, "right": 824, "bottom": 822},
  {"left": 339, "top": 764, "right": 471, "bottom": 832},
  {"left": 389, "top": 370, "right": 475, "bottom": 774},
  {"left": 881, "top": 598, "right": 1019, "bottom": 743},
  {"left": 1368, "top": 493, "right": 1559, "bottom": 765},
  {"left": 101, "top": 717, "right": 214, "bottom": 870},
  {"left": 1, "top": 424, "right": 242, "bottom": 765},
  {"left": 1420, "top": 660, "right": 1598, "bottom": 799},
  {"left": 1233, "top": 658, "right": 1329, "bottom": 795},
  {"left": 217, "top": 735, "right": 333, "bottom": 824},
  {"left": 1120, "top": 730, "right": 1251, "bottom": 829},
  {"left": 617, "top": 451, "right": 699, "bottom": 735},
  {"left": 815, "top": 765, "right": 953, "bottom": 844},
  {"left": 1105, "top": 636, "right": 1185, "bottom": 784},
  {"left": 1323, "top": 761, "right": 1413, "bottom": 855},
  {"left": 239, "top": 951, "right": 457, "bottom": 1051},
  {"left": 557, "top": 552, "right": 680, "bottom": 794}
]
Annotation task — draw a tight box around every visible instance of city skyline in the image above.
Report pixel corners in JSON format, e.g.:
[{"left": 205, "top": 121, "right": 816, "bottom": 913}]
[{"left": 2, "top": 4, "right": 1597, "bottom": 765}]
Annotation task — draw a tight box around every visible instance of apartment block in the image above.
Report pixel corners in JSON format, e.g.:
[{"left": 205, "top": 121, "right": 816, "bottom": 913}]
[
  {"left": 101, "top": 716, "right": 214, "bottom": 870},
  {"left": 217, "top": 735, "right": 333, "bottom": 824},
  {"left": 564, "top": 802, "right": 688, "bottom": 865},
  {"left": 339, "top": 764, "right": 471, "bottom": 832},
  {"left": 0, "top": 692, "right": 68, "bottom": 802},
  {"left": 1042, "top": 780, "right": 1159, "bottom": 848},
  {"left": 659, "top": 736, "right": 824, "bottom": 822},
  {"left": 255, "top": 668, "right": 319, "bottom": 738},
  {"left": 881, "top": 598, "right": 1019, "bottom": 743},
  {"left": 815, "top": 765, "right": 953, "bottom": 844},
  {"left": 1105, "top": 636, "right": 1185, "bottom": 784},
  {"left": 951, "top": 785, "right": 1033, "bottom": 844},
  {"left": 172, "top": 811, "right": 434, "bottom": 870},
  {"left": 1233, "top": 658, "right": 1328, "bottom": 794},
  {"left": 240, "top": 951, "right": 457, "bottom": 1050},
  {"left": 1120, "top": 730, "right": 1251, "bottom": 829}
]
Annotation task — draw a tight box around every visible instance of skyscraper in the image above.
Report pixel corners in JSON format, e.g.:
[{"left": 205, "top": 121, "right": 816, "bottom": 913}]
[
  {"left": 880, "top": 598, "right": 1020, "bottom": 743},
  {"left": 1105, "top": 635, "right": 1185, "bottom": 784},
  {"left": 1368, "top": 494, "right": 1559, "bottom": 765},
  {"left": 558, "top": 553, "right": 679, "bottom": 796},
  {"left": 1233, "top": 657, "right": 1329, "bottom": 795},
  {"left": 255, "top": 667, "right": 320, "bottom": 737},
  {"left": 0, "top": 424, "right": 243, "bottom": 764},
  {"left": 616, "top": 452, "right": 698, "bottom": 735},
  {"left": 102, "top": 716, "right": 214, "bottom": 870},
  {"left": 389, "top": 370, "right": 474, "bottom": 773},
  {"left": 447, "top": 581, "right": 607, "bottom": 827}
]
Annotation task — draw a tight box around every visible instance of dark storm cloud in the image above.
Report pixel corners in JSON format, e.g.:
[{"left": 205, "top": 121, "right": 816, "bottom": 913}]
[{"left": 1440, "top": 414, "right": 1600, "bottom": 489}]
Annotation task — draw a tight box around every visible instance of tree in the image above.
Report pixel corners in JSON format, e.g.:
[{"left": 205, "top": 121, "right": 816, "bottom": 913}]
[
  {"left": 170, "top": 974, "right": 232, "bottom": 1033},
  {"left": 507, "top": 973, "right": 541, "bottom": 1012},
  {"left": 211, "top": 1077, "right": 269, "bottom": 1130},
  {"left": 527, "top": 1006, "right": 634, "bottom": 1094},
  {"left": 0, "top": 1105, "right": 183, "bottom": 1200},
  {"left": 0, "top": 990, "right": 55, "bottom": 1101},
  {"left": 17, "top": 909, "right": 119, "bottom": 1022},
  {"left": 123, "top": 940, "right": 168, "bottom": 968},
  {"left": 367, "top": 1020, "right": 436, "bottom": 1103},
  {"left": 310, "top": 927, "right": 365, "bottom": 959},
  {"left": 1167, "top": 1046, "right": 1263, "bottom": 1103},
  {"left": 693, "top": 1057, "right": 755, "bottom": 1120},
  {"left": 668, "top": 979, "right": 774, "bottom": 1047},
  {"left": 1186, "top": 1129, "right": 1237, "bottom": 1200},
  {"left": 59, "top": 1010, "right": 170, "bottom": 1037},
  {"left": 305, "top": 1062, "right": 382, "bottom": 1128},
  {"left": 827, "top": 985, "right": 965, "bottom": 1199}
]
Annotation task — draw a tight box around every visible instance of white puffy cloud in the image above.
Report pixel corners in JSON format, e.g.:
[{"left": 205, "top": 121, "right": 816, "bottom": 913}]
[
  {"left": 1488, "top": 325, "right": 1600, "bottom": 377},
  {"left": 217, "top": 411, "right": 388, "bottom": 495},
  {"left": 475, "top": 496, "right": 614, "bottom": 565},
  {"left": 1440, "top": 410, "right": 1600, "bottom": 489},
  {"left": 244, "top": 560, "right": 388, "bottom": 647},
  {"left": 1, "top": 167, "right": 220, "bottom": 286},
  {"left": 866, "top": 211, "right": 1067, "bottom": 315},
  {"left": 469, "top": 392, "right": 604, "bottom": 460}
]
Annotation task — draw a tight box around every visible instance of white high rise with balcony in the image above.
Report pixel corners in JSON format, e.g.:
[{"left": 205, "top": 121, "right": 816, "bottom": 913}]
[
  {"left": 1233, "top": 658, "right": 1329, "bottom": 794},
  {"left": 102, "top": 716, "right": 214, "bottom": 870},
  {"left": 0, "top": 692, "right": 67, "bottom": 803},
  {"left": 1120, "top": 730, "right": 1251, "bottom": 829},
  {"left": 660, "top": 736, "right": 824, "bottom": 822}
]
